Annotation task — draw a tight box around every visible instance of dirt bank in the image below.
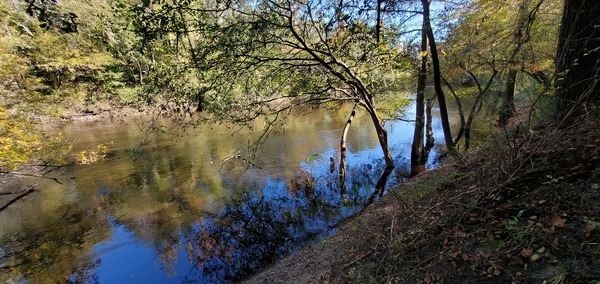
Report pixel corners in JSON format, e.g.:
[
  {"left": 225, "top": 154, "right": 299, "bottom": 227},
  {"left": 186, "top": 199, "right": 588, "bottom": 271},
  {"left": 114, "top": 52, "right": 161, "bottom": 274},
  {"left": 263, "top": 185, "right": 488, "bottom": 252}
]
[{"left": 244, "top": 115, "right": 600, "bottom": 283}]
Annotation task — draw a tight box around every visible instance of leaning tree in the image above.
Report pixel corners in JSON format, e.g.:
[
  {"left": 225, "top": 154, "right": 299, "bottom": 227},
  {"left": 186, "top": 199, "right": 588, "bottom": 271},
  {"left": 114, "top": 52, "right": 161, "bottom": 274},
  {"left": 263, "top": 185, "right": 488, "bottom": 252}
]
[{"left": 127, "top": 0, "right": 421, "bottom": 191}]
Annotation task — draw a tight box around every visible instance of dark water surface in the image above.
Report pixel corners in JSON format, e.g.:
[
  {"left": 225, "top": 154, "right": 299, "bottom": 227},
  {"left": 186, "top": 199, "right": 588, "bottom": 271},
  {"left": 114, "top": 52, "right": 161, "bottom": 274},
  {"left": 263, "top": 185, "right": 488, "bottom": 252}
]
[{"left": 0, "top": 104, "right": 450, "bottom": 283}]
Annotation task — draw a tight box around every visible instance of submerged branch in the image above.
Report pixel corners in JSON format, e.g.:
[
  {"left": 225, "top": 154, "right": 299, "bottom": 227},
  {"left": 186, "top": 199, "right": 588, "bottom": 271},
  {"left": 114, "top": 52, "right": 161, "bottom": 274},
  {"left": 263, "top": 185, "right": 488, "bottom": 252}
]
[
  {"left": 3, "top": 172, "right": 64, "bottom": 184},
  {"left": 0, "top": 186, "right": 36, "bottom": 212}
]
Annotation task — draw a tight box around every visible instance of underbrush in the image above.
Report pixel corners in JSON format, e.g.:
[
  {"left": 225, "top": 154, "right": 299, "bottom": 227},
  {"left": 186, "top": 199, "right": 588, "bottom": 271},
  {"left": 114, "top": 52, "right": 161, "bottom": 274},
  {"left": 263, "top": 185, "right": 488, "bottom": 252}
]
[{"left": 342, "top": 112, "right": 600, "bottom": 283}]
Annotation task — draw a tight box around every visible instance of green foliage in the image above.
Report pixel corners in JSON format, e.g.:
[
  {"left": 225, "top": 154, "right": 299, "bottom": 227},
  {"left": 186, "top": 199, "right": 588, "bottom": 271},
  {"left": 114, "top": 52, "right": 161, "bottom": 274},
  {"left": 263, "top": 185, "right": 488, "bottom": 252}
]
[
  {"left": 542, "top": 175, "right": 565, "bottom": 185},
  {"left": 442, "top": 0, "right": 561, "bottom": 95},
  {"left": 0, "top": 0, "right": 138, "bottom": 169},
  {"left": 125, "top": 0, "right": 417, "bottom": 125},
  {"left": 0, "top": 0, "right": 150, "bottom": 109}
]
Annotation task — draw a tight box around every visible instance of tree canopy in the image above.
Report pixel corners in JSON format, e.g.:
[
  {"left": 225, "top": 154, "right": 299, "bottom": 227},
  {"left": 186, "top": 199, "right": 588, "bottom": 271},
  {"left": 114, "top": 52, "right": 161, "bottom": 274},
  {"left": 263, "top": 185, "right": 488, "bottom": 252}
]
[{"left": 3, "top": 0, "right": 596, "bottom": 177}]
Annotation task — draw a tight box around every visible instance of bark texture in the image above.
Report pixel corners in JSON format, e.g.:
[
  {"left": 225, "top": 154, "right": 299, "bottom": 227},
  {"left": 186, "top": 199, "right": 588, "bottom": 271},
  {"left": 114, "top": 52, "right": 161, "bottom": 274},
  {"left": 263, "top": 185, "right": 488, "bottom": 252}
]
[{"left": 555, "top": 0, "right": 600, "bottom": 120}]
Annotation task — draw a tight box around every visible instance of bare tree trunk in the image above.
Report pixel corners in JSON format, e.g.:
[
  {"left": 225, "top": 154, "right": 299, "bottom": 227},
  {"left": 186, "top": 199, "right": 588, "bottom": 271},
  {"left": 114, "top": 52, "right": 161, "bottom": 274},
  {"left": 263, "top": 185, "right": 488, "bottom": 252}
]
[
  {"left": 367, "top": 108, "right": 395, "bottom": 169},
  {"left": 375, "top": 0, "right": 382, "bottom": 43},
  {"left": 447, "top": 68, "right": 499, "bottom": 149},
  {"left": 287, "top": 11, "right": 395, "bottom": 170},
  {"left": 499, "top": 67, "right": 518, "bottom": 126},
  {"left": 339, "top": 103, "right": 357, "bottom": 195},
  {"left": 421, "top": 0, "right": 454, "bottom": 151},
  {"left": 410, "top": 23, "right": 428, "bottom": 177},
  {"left": 464, "top": 70, "right": 498, "bottom": 149},
  {"left": 499, "top": 0, "right": 545, "bottom": 126},
  {"left": 555, "top": 0, "right": 600, "bottom": 121},
  {"left": 424, "top": 97, "right": 435, "bottom": 160},
  {"left": 444, "top": 78, "right": 466, "bottom": 146}
]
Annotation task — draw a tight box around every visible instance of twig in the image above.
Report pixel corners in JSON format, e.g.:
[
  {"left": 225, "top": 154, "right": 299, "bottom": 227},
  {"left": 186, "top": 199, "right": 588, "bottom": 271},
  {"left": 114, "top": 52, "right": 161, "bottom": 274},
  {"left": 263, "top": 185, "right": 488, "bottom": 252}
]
[
  {"left": 0, "top": 186, "right": 36, "bottom": 212},
  {"left": 343, "top": 250, "right": 375, "bottom": 269},
  {"left": 6, "top": 172, "right": 63, "bottom": 184},
  {"left": 389, "top": 190, "right": 423, "bottom": 219}
]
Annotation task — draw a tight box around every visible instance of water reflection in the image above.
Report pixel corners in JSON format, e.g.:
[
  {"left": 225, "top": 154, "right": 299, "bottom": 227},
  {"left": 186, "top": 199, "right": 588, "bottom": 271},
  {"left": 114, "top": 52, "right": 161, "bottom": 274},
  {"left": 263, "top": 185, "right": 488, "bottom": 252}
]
[{"left": 0, "top": 104, "right": 451, "bottom": 283}]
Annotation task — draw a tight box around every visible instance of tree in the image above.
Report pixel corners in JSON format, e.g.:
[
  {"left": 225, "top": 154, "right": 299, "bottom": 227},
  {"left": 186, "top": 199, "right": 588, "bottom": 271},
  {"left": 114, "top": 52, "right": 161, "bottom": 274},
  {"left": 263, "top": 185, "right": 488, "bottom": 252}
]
[
  {"left": 132, "top": 0, "right": 420, "bottom": 182},
  {"left": 439, "top": 0, "right": 561, "bottom": 149},
  {"left": 421, "top": 0, "right": 454, "bottom": 151},
  {"left": 498, "top": 0, "right": 545, "bottom": 126},
  {"left": 339, "top": 103, "right": 357, "bottom": 194},
  {"left": 555, "top": 0, "right": 600, "bottom": 120},
  {"left": 410, "top": 13, "right": 429, "bottom": 176}
]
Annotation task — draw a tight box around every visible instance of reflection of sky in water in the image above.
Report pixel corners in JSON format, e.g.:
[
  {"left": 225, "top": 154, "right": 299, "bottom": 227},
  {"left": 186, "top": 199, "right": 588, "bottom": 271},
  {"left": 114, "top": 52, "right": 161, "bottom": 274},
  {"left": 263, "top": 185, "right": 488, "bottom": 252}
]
[
  {"left": 94, "top": 224, "right": 186, "bottom": 283},
  {"left": 0, "top": 102, "right": 454, "bottom": 283}
]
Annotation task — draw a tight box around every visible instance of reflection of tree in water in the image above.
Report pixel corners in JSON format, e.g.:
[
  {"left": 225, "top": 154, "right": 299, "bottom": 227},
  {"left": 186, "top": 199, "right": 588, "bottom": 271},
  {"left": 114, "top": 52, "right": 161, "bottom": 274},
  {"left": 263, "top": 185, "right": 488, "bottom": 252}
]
[
  {"left": 0, "top": 205, "right": 108, "bottom": 283},
  {"left": 180, "top": 155, "right": 411, "bottom": 282},
  {"left": 67, "top": 260, "right": 101, "bottom": 284},
  {"left": 183, "top": 192, "right": 302, "bottom": 282},
  {"left": 0, "top": 145, "right": 415, "bottom": 283},
  {"left": 346, "top": 154, "right": 410, "bottom": 201}
]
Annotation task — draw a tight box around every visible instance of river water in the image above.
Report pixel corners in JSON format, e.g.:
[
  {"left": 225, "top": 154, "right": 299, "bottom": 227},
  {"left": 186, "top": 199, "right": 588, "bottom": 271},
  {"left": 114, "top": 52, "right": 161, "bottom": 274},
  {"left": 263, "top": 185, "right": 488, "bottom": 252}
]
[{"left": 0, "top": 103, "right": 450, "bottom": 283}]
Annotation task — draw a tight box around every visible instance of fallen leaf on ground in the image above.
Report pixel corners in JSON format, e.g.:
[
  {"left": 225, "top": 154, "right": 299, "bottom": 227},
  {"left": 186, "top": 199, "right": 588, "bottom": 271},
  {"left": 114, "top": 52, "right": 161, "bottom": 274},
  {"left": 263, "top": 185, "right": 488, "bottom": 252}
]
[
  {"left": 520, "top": 248, "right": 533, "bottom": 258},
  {"left": 453, "top": 230, "right": 467, "bottom": 238},
  {"left": 424, "top": 272, "right": 433, "bottom": 284},
  {"left": 448, "top": 246, "right": 462, "bottom": 258},
  {"left": 546, "top": 215, "right": 566, "bottom": 228},
  {"left": 584, "top": 228, "right": 594, "bottom": 238}
]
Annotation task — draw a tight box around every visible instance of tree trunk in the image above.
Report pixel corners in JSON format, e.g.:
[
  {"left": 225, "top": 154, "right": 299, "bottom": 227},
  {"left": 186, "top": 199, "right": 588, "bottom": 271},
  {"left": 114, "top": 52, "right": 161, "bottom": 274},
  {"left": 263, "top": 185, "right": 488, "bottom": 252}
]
[
  {"left": 362, "top": 100, "right": 394, "bottom": 169},
  {"left": 498, "top": 1, "right": 525, "bottom": 127},
  {"left": 410, "top": 23, "right": 428, "bottom": 177},
  {"left": 555, "top": 0, "right": 600, "bottom": 120},
  {"left": 421, "top": 0, "right": 454, "bottom": 151},
  {"left": 499, "top": 0, "right": 544, "bottom": 126},
  {"left": 464, "top": 70, "right": 498, "bottom": 149},
  {"left": 444, "top": 78, "right": 466, "bottom": 146},
  {"left": 424, "top": 97, "right": 435, "bottom": 162},
  {"left": 287, "top": 10, "right": 395, "bottom": 170},
  {"left": 196, "top": 86, "right": 208, "bottom": 112},
  {"left": 339, "top": 103, "right": 357, "bottom": 195},
  {"left": 369, "top": 110, "right": 394, "bottom": 169},
  {"left": 499, "top": 62, "right": 518, "bottom": 127},
  {"left": 375, "top": 0, "right": 382, "bottom": 43}
]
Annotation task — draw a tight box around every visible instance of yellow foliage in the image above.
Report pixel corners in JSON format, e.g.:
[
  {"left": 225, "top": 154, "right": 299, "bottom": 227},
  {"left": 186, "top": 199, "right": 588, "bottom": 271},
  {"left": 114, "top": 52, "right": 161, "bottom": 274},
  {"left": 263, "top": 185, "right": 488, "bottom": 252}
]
[
  {"left": 0, "top": 105, "right": 71, "bottom": 170},
  {"left": 75, "top": 143, "right": 111, "bottom": 165},
  {"left": 0, "top": 106, "right": 43, "bottom": 170}
]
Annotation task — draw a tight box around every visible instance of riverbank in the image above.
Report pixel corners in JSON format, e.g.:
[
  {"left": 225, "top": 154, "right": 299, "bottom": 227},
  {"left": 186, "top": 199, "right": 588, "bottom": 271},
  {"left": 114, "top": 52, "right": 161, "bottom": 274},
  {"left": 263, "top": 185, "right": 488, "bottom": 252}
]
[
  {"left": 39, "top": 100, "right": 146, "bottom": 125},
  {"left": 244, "top": 113, "right": 600, "bottom": 283}
]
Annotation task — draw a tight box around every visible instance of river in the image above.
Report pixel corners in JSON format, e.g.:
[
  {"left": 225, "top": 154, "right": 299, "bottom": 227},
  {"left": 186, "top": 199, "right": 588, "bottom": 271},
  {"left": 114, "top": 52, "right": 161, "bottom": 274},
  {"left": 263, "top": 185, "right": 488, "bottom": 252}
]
[{"left": 0, "top": 103, "right": 452, "bottom": 283}]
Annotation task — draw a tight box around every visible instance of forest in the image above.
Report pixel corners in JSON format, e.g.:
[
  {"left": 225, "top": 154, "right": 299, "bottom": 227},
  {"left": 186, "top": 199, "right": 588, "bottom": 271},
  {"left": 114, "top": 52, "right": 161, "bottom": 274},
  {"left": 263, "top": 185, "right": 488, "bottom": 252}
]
[{"left": 0, "top": 0, "right": 599, "bottom": 282}]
